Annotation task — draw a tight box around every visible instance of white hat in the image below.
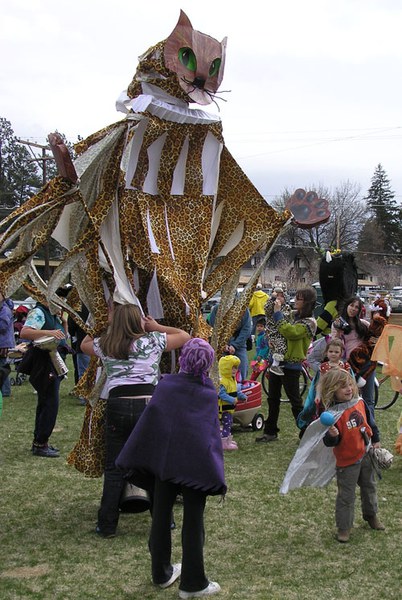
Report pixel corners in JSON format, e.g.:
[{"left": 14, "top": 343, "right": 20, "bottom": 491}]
[{"left": 256, "top": 283, "right": 263, "bottom": 289}]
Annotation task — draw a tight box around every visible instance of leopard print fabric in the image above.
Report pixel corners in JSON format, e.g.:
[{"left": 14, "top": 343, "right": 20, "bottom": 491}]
[
  {"left": 0, "top": 27, "right": 291, "bottom": 476},
  {"left": 127, "top": 41, "right": 191, "bottom": 105},
  {"left": 66, "top": 399, "right": 106, "bottom": 478}
]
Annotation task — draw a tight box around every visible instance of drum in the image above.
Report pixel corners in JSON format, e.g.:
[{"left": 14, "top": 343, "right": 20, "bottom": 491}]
[
  {"left": 33, "top": 336, "right": 68, "bottom": 376},
  {"left": 33, "top": 335, "right": 59, "bottom": 351},
  {"left": 119, "top": 482, "right": 151, "bottom": 513}
]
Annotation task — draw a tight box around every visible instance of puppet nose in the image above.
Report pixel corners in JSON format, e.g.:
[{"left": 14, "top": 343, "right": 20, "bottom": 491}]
[{"left": 193, "top": 76, "right": 206, "bottom": 89}]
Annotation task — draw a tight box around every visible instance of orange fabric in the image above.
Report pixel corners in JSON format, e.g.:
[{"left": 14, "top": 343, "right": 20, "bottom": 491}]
[
  {"left": 371, "top": 325, "right": 402, "bottom": 393},
  {"left": 332, "top": 399, "right": 372, "bottom": 467}
]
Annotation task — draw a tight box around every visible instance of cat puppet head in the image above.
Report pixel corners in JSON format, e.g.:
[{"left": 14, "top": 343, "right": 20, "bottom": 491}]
[{"left": 127, "top": 10, "right": 227, "bottom": 106}]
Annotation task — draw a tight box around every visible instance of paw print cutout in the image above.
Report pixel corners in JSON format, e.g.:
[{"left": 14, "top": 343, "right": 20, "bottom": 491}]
[{"left": 285, "top": 188, "right": 330, "bottom": 229}]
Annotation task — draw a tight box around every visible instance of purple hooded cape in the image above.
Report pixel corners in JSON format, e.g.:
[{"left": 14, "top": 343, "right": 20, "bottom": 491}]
[{"left": 116, "top": 372, "right": 226, "bottom": 496}]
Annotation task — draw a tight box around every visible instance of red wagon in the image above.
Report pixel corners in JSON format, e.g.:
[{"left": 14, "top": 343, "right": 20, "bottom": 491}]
[{"left": 233, "top": 380, "right": 265, "bottom": 431}]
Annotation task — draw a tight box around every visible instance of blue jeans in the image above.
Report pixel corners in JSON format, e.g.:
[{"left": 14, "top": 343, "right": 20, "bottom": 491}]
[
  {"left": 0, "top": 357, "right": 11, "bottom": 396},
  {"left": 76, "top": 352, "right": 90, "bottom": 380},
  {"left": 234, "top": 346, "right": 249, "bottom": 381},
  {"left": 98, "top": 395, "right": 149, "bottom": 535}
]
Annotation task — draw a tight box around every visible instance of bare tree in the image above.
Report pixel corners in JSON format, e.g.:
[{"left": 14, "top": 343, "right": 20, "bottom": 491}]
[
  {"left": 273, "top": 181, "right": 365, "bottom": 256},
  {"left": 329, "top": 181, "right": 366, "bottom": 249}
]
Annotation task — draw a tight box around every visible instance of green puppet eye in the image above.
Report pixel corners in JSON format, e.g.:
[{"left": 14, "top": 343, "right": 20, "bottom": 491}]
[
  {"left": 209, "top": 58, "right": 221, "bottom": 77},
  {"left": 178, "top": 47, "right": 197, "bottom": 72}
]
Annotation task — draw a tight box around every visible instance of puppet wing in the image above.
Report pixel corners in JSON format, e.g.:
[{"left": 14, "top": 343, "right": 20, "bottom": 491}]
[
  {"left": 277, "top": 405, "right": 362, "bottom": 495},
  {"left": 280, "top": 419, "right": 336, "bottom": 494},
  {"left": 371, "top": 324, "right": 402, "bottom": 393},
  {"left": 280, "top": 399, "right": 359, "bottom": 494}
]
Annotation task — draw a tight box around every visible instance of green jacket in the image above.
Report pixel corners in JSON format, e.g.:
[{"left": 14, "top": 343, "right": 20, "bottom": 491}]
[{"left": 275, "top": 313, "right": 317, "bottom": 363}]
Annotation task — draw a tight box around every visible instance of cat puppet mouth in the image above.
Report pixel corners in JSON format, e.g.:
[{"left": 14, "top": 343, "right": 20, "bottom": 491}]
[{"left": 181, "top": 76, "right": 218, "bottom": 106}]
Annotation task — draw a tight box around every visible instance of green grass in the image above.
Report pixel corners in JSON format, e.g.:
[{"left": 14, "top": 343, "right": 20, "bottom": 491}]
[{"left": 0, "top": 357, "right": 401, "bottom": 600}]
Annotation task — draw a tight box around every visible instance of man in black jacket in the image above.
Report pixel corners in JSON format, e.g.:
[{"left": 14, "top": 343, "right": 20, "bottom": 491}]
[{"left": 20, "top": 301, "right": 67, "bottom": 457}]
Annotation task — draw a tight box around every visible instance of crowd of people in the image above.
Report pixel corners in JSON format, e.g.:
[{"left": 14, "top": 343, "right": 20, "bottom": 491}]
[{"left": 1, "top": 274, "right": 400, "bottom": 596}]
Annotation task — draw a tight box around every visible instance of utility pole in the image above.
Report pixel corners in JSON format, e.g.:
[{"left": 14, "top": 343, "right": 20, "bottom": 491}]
[
  {"left": 17, "top": 139, "right": 54, "bottom": 281},
  {"left": 336, "top": 214, "right": 341, "bottom": 249}
]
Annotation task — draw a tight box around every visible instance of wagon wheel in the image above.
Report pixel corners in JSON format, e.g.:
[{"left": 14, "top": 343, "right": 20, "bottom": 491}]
[{"left": 251, "top": 413, "right": 265, "bottom": 431}]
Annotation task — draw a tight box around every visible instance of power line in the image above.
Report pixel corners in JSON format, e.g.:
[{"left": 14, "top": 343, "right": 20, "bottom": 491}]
[
  {"left": 229, "top": 125, "right": 402, "bottom": 137},
  {"left": 274, "top": 244, "right": 401, "bottom": 259},
  {"left": 237, "top": 126, "right": 402, "bottom": 160}
]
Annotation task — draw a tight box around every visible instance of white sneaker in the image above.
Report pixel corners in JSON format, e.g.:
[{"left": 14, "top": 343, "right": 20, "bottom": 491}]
[
  {"left": 270, "top": 365, "right": 284, "bottom": 376},
  {"left": 357, "top": 376, "right": 366, "bottom": 388},
  {"left": 159, "top": 563, "right": 181, "bottom": 588},
  {"left": 179, "top": 581, "right": 221, "bottom": 598}
]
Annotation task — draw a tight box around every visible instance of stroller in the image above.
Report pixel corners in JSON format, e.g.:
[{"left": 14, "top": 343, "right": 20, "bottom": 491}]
[{"left": 7, "top": 345, "right": 28, "bottom": 386}]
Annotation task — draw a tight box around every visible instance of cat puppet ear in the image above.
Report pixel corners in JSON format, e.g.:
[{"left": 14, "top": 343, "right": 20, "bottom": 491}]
[
  {"left": 285, "top": 188, "right": 330, "bottom": 229},
  {"left": 174, "top": 9, "right": 193, "bottom": 30}
]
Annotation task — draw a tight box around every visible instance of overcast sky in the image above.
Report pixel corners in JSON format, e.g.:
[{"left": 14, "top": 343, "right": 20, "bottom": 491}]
[{"left": 1, "top": 0, "right": 402, "bottom": 203}]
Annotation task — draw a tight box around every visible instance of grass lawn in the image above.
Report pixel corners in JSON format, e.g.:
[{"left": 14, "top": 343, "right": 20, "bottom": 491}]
[{"left": 0, "top": 356, "right": 401, "bottom": 600}]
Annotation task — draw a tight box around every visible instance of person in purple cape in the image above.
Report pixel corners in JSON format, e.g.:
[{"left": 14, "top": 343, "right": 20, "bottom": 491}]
[{"left": 116, "top": 338, "right": 225, "bottom": 598}]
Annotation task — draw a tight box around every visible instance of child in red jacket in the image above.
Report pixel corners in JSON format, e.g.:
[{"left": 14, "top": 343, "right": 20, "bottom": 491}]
[{"left": 321, "top": 369, "right": 384, "bottom": 543}]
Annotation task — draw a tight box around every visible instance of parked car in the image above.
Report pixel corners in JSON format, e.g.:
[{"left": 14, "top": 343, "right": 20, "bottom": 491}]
[
  {"left": 390, "top": 295, "right": 402, "bottom": 313},
  {"left": 201, "top": 292, "right": 221, "bottom": 314},
  {"left": 11, "top": 297, "right": 36, "bottom": 312}
]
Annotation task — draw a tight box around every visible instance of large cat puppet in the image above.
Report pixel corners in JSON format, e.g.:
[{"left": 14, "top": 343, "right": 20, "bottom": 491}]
[
  {"left": 0, "top": 11, "right": 329, "bottom": 348},
  {"left": 0, "top": 12, "right": 328, "bottom": 474},
  {"left": 0, "top": 11, "right": 295, "bottom": 347}
]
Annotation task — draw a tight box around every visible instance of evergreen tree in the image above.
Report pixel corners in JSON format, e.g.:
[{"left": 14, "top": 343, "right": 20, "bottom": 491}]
[
  {"left": 364, "top": 164, "right": 401, "bottom": 254},
  {"left": 0, "top": 118, "right": 42, "bottom": 212},
  {"left": 357, "top": 219, "right": 385, "bottom": 254}
]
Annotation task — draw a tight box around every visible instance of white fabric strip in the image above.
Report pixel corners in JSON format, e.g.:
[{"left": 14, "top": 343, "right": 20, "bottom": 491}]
[
  {"left": 125, "top": 119, "right": 148, "bottom": 189},
  {"left": 216, "top": 220, "right": 245, "bottom": 257},
  {"left": 202, "top": 131, "right": 222, "bottom": 196},
  {"left": 171, "top": 135, "right": 189, "bottom": 195},
  {"left": 146, "top": 207, "right": 160, "bottom": 254},
  {"left": 146, "top": 267, "right": 164, "bottom": 319},
  {"left": 164, "top": 204, "right": 175, "bottom": 261},
  {"left": 100, "top": 196, "right": 141, "bottom": 306}
]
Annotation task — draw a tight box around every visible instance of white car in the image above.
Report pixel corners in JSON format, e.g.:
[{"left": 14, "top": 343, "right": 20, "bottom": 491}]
[
  {"left": 12, "top": 297, "right": 36, "bottom": 311},
  {"left": 390, "top": 295, "right": 402, "bottom": 312}
]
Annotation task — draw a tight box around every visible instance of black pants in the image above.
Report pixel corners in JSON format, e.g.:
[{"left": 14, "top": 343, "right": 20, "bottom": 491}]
[
  {"left": 33, "top": 376, "right": 61, "bottom": 445},
  {"left": 98, "top": 395, "right": 149, "bottom": 535},
  {"left": 150, "top": 478, "right": 209, "bottom": 592},
  {"left": 264, "top": 368, "right": 303, "bottom": 435}
]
